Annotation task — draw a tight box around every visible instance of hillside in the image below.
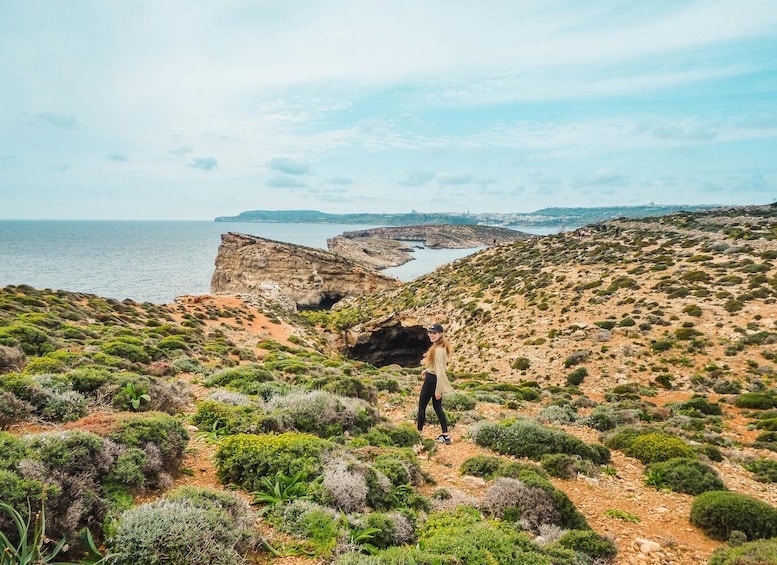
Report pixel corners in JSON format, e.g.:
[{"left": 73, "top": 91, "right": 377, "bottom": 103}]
[{"left": 0, "top": 203, "right": 776, "bottom": 564}]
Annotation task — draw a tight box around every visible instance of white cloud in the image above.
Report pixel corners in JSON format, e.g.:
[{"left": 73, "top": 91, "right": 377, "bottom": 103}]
[
  {"left": 266, "top": 175, "right": 308, "bottom": 188},
  {"left": 267, "top": 157, "right": 310, "bottom": 175},
  {"left": 188, "top": 157, "right": 218, "bottom": 171}
]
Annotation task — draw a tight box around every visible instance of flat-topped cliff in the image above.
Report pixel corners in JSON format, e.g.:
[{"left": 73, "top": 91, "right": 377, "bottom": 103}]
[
  {"left": 210, "top": 232, "right": 400, "bottom": 309},
  {"left": 340, "top": 223, "right": 530, "bottom": 248}
]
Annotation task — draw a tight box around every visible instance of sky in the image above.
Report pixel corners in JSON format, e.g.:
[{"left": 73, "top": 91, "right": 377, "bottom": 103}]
[{"left": 1, "top": 1, "right": 776, "bottom": 220}]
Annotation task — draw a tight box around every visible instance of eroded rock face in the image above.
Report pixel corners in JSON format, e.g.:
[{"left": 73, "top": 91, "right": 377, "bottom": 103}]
[
  {"left": 346, "top": 322, "right": 429, "bottom": 367},
  {"left": 210, "top": 233, "right": 401, "bottom": 309},
  {"left": 340, "top": 224, "right": 529, "bottom": 249},
  {"left": 327, "top": 236, "right": 415, "bottom": 270}
]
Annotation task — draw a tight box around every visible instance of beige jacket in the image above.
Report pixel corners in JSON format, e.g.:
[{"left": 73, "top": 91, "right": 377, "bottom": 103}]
[{"left": 425, "top": 347, "right": 454, "bottom": 396}]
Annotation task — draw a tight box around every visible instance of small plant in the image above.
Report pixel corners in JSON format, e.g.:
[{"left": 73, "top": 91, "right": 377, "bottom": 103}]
[
  {"left": 603, "top": 509, "right": 640, "bottom": 523},
  {"left": 0, "top": 498, "right": 73, "bottom": 565},
  {"left": 119, "top": 382, "right": 151, "bottom": 411},
  {"left": 252, "top": 471, "right": 309, "bottom": 508}
]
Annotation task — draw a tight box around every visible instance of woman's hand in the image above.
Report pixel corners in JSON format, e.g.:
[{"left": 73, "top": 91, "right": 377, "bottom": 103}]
[
  {"left": 421, "top": 370, "right": 427, "bottom": 377},
  {"left": 435, "top": 392, "right": 442, "bottom": 400}
]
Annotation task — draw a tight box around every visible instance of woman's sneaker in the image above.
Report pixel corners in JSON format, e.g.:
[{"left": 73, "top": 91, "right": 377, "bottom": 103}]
[{"left": 436, "top": 434, "right": 452, "bottom": 445}]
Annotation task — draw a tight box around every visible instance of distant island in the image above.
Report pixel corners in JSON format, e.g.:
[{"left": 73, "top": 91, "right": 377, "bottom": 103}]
[{"left": 215, "top": 205, "right": 718, "bottom": 229}]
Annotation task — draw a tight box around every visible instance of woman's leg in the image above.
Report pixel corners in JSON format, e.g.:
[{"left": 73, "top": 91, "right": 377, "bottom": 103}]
[
  {"left": 431, "top": 396, "right": 448, "bottom": 434},
  {"left": 417, "top": 374, "right": 436, "bottom": 431}
]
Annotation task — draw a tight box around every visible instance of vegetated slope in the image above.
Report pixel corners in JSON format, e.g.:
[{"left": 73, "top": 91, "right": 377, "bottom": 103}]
[{"left": 339, "top": 204, "right": 777, "bottom": 394}]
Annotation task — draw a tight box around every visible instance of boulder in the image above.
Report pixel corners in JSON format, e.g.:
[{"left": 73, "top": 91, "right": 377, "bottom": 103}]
[{"left": 0, "top": 345, "right": 26, "bottom": 372}]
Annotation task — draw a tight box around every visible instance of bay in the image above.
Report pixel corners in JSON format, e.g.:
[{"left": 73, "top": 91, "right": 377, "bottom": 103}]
[{"left": 0, "top": 221, "right": 484, "bottom": 304}]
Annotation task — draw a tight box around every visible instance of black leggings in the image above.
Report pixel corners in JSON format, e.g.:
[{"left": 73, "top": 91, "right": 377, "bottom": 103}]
[{"left": 417, "top": 373, "right": 448, "bottom": 433}]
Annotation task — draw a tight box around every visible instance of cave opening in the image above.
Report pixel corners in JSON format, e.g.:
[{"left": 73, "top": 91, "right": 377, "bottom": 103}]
[
  {"left": 345, "top": 324, "right": 429, "bottom": 367},
  {"left": 297, "top": 292, "right": 345, "bottom": 311}
]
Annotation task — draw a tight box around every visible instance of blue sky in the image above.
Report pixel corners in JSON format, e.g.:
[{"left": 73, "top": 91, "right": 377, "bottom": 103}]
[{"left": 1, "top": 1, "right": 776, "bottom": 220}]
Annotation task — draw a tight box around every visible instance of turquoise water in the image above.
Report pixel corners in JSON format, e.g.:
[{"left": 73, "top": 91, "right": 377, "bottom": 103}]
[{"left": 0, "top": 221, "right": 486, "bottom": 304}]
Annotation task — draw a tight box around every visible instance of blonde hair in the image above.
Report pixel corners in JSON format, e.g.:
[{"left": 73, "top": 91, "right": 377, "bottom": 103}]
[{"left": 424, "top": 335, "right": 452, "bottom": 365}]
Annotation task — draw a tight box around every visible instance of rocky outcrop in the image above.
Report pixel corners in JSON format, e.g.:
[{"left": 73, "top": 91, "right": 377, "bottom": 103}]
[
  {"left": 210, "top": 233, "right": 400, "bottom": 309},
  {"left": 0, "top": 345, "right": 26, "bottom": 372},
  {"left": 327, "top": 236, "right": 416, "bottom": 270},
  {"left": 340, "top": 224, "right": 529, "bottom": 249}
]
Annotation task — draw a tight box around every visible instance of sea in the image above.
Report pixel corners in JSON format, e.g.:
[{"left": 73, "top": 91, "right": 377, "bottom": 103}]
[{"left": 0, "top": 221, "right": 556, "bottom": 304}]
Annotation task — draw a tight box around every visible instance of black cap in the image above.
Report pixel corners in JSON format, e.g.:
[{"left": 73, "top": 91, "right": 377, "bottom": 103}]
[{"left": 427, "top": 323, "right": 444, "bottom": 333}]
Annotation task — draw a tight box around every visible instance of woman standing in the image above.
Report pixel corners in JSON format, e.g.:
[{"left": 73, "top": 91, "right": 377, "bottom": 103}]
[{"left": 417, "top": 323, "right": 454, "bottom": 444}]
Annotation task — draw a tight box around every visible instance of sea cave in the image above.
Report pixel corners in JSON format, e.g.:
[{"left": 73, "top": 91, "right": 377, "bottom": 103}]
[{"left": 344, "top": 323, "right": 429, "bottom": 367}]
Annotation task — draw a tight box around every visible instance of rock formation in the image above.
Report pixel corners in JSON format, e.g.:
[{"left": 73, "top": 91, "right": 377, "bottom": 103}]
[
  {"left": 327, "top": 236, "right": 416, "bottom": 270},
  {"left": 210, "top": 232, "right": 400, "bottom": 309},
  {"left": 0, "top": 345, "right": 26, "bottom": 372},
  {"left": 340, "top": 224, "right": 529, "bottom": 249}
]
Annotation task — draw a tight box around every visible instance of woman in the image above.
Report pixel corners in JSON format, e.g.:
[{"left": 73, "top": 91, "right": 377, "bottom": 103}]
[{"left": 417, "top": 323, "right": 454, "bottom": 444}]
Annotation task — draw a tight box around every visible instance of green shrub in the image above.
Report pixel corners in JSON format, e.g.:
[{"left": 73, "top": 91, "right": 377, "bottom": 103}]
[
  {"left": 556, "top": 530, "right": 617, "bottom": 559},
  {"left": 418, "top": 506, "right": 547, "bottom": 565},
  {"left": 444, "top": 393, "right": 476, "bottom": 411},
  {"left": 682, "top": 304, "right": 703, "bottom": 317},
  {"left": 215, "top": 432, "right": 332, "bottom": 492},
  {"left": 566, "top": 367, "right": 588, "bottom": 386},
  {"left": 644, "top": 458, "right": 725, "bottom": 495},
  {"left": 709, "top": 538, "right": 777, "bottom": 565},
  {"left": 651, "top": 340, "right": 672, "bottom": 352},
  {"left": 624, "top": 432, "right": 695, "bottom": 464},
  {"left": 472, "top": 419, "right": 609, "bottom": 464},
  {"left": 594, "top": 321, "right": 616, "bottom": 330},
  {"left": 676, "top": 396, "right": 723, "bottom": 416},
  {"left": 743, "top": 458, "right": 777, "bottom": 483},
  {"left": 541, "top": 454, "right": 588, "bottom": 479},
  {"left": 675, "top": 327, "right": 702, "bottom": 341},
  {"left": 511, "top": 357, "right": 531, "bottom": 371},
  {"left": 690, "top": 491, "right": 777, "bottom": 541},
  {"left": 734, "top": 392, "right": 777, "bottom": 409},
  {"left": 205, "top": 364, "right": 274, "bottom": 391},
  {"left": 109, "top": 413, "right": 189, "bottom": 473},
  {"left": 101, "top": 341, "right": 150, "bottom": 364},
  {"left": 110, "top": 487, "right": 257, "bottom": 565},
  {"left": 66, "top": 367, "right": 113, "bottom": 394}
]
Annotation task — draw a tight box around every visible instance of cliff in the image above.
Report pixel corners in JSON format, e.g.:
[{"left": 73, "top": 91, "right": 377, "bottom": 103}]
[
  {"left": 340, "top": 224, "right": 530, "bottom": 248},
  {"left": 327, "top": 236, "right": 416, "bottom": 270},
  {"left": 210, "top": 232, "right": 400, "bottom": 309}
]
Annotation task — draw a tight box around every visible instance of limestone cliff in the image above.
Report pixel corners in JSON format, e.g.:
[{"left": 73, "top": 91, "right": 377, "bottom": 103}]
[
  {"left": 210, "top": 232, "right": 400, "bottom": 309},
  {"left": 340, "top": 224, "right": 529, "bottom": 248},
  {"left": 327, "top": 236, "right": 416, "bottom": 270}
]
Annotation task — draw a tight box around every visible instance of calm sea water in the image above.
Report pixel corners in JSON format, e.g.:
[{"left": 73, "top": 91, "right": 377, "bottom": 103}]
[{"left": 0, "top": 221, "right": 501, "bottom": 304}]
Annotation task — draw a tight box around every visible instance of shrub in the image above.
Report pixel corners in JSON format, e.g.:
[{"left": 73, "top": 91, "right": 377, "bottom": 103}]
[
  {"left": 215, "top": 432, "right": 332, "bottom": 492},
  {"left": 676, "top": 396, "right": 723, "bottom": 416},
  {"left": 364, "top": 424, "right": 420, "bottom": 448},
  {"left": 205, "top": 364, "right": 274, "bottom": 392},
  {"left": 563, "top": 350, "right": 590, "bottom": 367},
  {"left": 472, "top": 419, "right": 609, "bottom": 464},
  {"left": 110, "top": 413, "right": 189, "bottom": 473},
  {"left": 511, "top": 357, "right": 531, "bottom": 371},
  {"left": 0, "top": 391, "right": 33, "bottom": 429},
  {"left": 110, "top": 488, "right": 258, "bottom": 565},
  {"left": 683, "top": 304, "right": 703, "bottom": 317},
  {"left": 541, "top": 454, "right": 591, "bottom": 479},
  {"left": 479, "top": 474, "right": 588, "bottom": 532},
  {"left": 734, "top": 392, "right": 777, "bottom": 409},
  {"left": 709, "top": 538, "right": 777, "bottom": 565},
  {"left": 266, "top": 390, "right": 378, "bottom": 438},
  {"left": 566, "top": 367, "right": 588, "bottom": 386},
  {"left": 651, "top": 340, "right": 672, "bottom": 352},
  {"left": 418, "top": 506, "right": 542, "bottom": 565},
  {"left": 624, "top": 432, "right": 695, "bottom": 464},
  {"left": 690, "top": 491, "right": 777, "bottom": 541},
  {"left": 556, "top": 530, "right": 617, "bottom": 560},
  {"left": 743, "top": 458, "right": 777, "bottom": 483},
  {"left": 644, "top": 458, "right": 725, "bottom": 495},
  {"left": 444, "top": 393, "right": 476, "bottom": 411}
]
